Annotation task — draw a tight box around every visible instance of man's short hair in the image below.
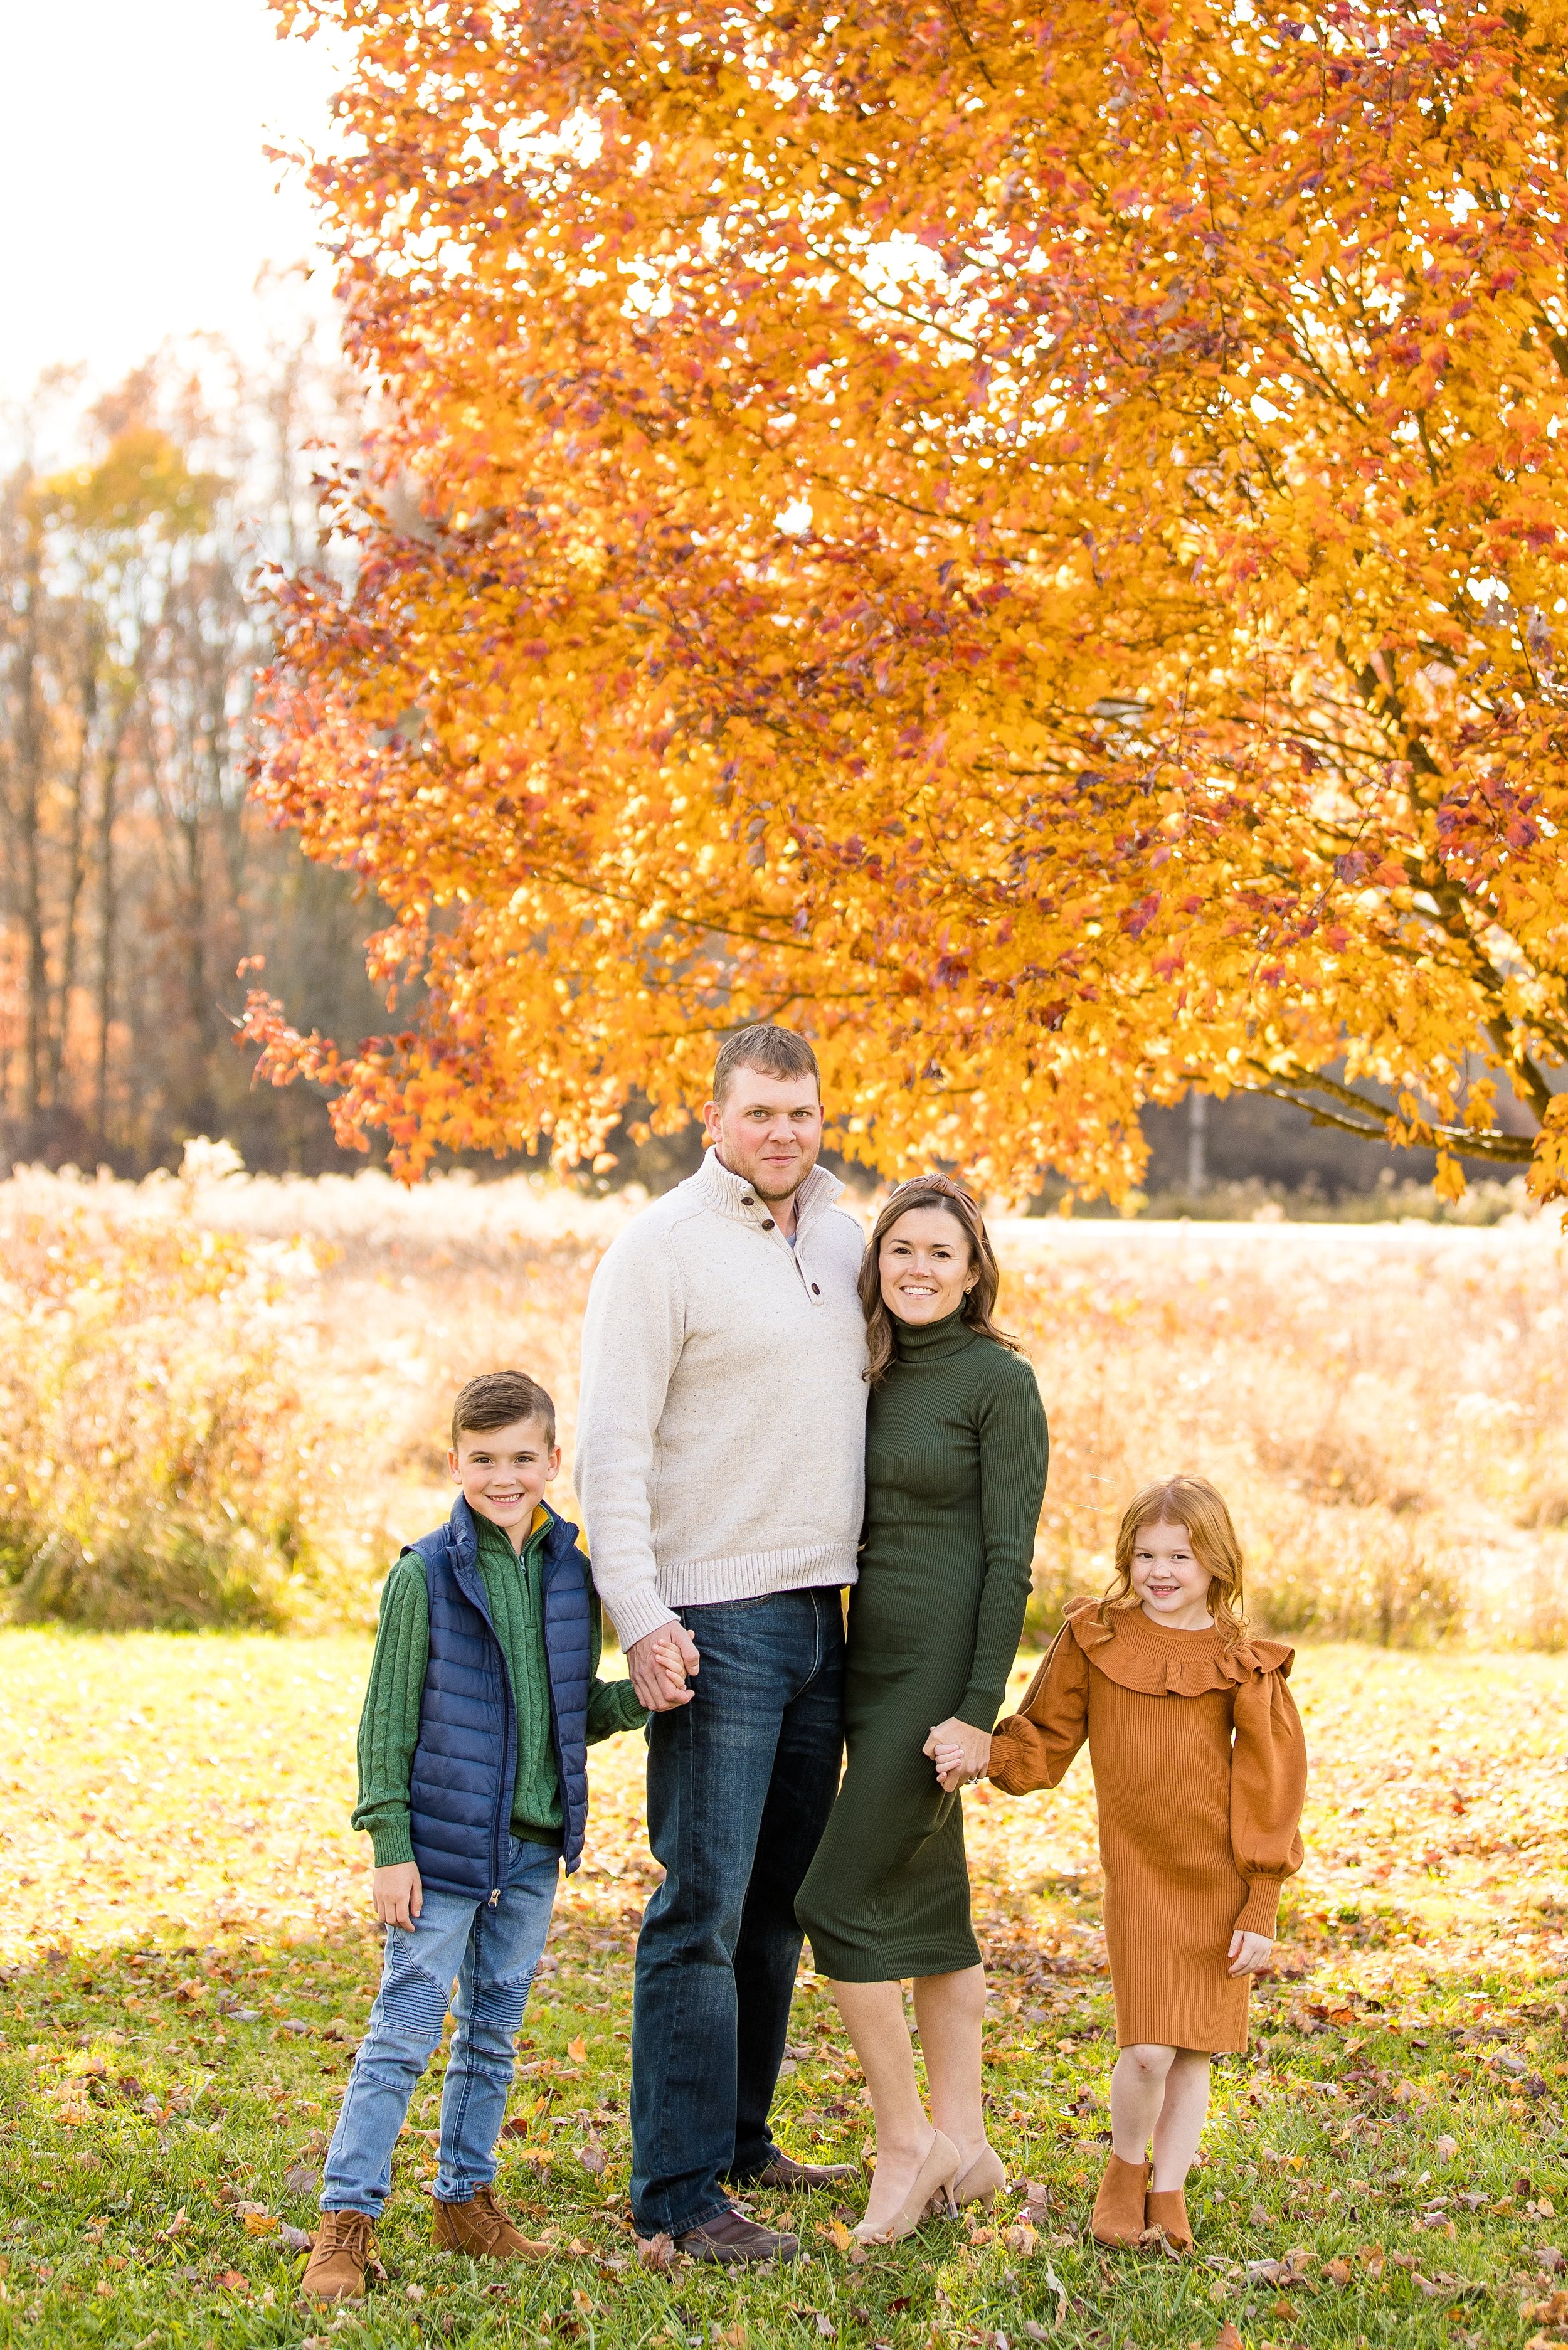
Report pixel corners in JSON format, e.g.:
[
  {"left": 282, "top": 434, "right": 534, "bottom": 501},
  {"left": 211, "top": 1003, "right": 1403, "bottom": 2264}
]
[
  {"left": 712, "top": 1024, "right": 820, "bottom": 1105},
  {"left": 450, "top": 1370, "right": 556, "bottom": 1451}
]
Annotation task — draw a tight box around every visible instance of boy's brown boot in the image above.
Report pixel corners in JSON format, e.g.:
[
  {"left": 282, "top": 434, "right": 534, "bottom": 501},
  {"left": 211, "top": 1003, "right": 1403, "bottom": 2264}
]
[
  {"left": 1145, "top": 2187, "right": 1194, "bottom": 2250},
  {"left": 300, "top": 2210, "right": 374, "bottom": 2300},
  {"left": 432, "top": 2184, "right": 535, "bottom": 2258},
  {"left": 1090, "top": 2152, "right": 1151, "bottom": 2247}
]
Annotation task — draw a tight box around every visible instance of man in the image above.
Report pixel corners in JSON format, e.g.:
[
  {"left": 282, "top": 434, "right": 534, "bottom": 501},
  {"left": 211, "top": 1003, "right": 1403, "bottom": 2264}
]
[{"left": 575, "top": 1025, "right": 868, "bottom": 2263}]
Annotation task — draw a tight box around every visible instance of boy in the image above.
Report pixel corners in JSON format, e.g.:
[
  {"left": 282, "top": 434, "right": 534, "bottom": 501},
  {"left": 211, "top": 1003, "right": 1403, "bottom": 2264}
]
[{"left": 302, "top": 1370, "right": 646, "bottom": 2302}]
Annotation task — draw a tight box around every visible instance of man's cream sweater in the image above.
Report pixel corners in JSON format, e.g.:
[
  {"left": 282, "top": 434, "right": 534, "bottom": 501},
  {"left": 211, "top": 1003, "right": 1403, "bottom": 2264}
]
[{"left": 575, "top": 1150, "right": 869, "bottom": 1651}]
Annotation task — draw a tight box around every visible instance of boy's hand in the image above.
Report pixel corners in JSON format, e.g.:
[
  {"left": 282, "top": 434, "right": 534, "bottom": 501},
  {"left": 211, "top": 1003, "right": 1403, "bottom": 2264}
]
[
  {"left": 373, "top": 1862, "right": 423, "bottom": 1930},
  {"left": 627, "top": 1624, "right": 701, "bottom": 1712},
  {"left": 1227, "top": 1929, "right": 1273, "bottom": 1977}
]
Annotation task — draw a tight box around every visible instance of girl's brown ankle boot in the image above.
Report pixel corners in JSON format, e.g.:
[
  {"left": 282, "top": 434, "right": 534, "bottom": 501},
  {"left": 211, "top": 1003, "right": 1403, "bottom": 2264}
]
[
  {"left": 1145, "top": 2186, "right": 1194, "bottom": 2250},
  {"left": 1090, "top": 2152, "right": 1151, "bottom": 2247}
]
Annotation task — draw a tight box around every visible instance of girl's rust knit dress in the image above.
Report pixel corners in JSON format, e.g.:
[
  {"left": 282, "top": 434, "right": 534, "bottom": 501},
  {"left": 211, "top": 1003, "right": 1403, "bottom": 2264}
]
[{"left": 988, "top": 1599, "right": 1306, "bottom": 2053}]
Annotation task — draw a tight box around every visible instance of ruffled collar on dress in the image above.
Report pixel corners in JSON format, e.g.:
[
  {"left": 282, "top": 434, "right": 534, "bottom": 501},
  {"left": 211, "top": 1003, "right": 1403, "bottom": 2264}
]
[{"left": 1061, "top": 1594, "right": 1293, "bottom": 1696}]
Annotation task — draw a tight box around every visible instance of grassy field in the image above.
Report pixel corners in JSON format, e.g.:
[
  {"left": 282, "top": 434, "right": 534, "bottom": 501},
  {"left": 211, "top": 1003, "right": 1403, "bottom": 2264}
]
[{"left": 0, "top": 1633, "right": 1564, "bottom": 2349}]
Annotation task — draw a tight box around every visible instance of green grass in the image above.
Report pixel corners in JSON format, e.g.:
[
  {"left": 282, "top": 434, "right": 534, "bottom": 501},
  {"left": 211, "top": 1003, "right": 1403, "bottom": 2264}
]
[{"left": 0, "top": 1908, "right": 1563, "bottom": 2349}]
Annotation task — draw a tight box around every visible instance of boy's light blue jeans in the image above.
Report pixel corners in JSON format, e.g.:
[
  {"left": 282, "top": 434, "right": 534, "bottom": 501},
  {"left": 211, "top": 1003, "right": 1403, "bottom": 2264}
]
[{"left": 321, "top": 1835, "right": 559, "bottom": 2216}]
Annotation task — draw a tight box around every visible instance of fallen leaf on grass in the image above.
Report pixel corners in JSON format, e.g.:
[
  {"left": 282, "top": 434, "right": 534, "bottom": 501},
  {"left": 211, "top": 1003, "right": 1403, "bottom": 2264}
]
[
  {"left": 282, "top": 2164, "right": 319, "bottom": 2196},
  {"left": 1271, "top": 2297, "right": 1298, "bottom": 2320},
  {"left": 242, "top": 2213, "right": 278, "bottom": 2237},
  {"left": 1214, "top": 2326, "right": 1244, "bottom": 2350},
  {"left": 159, "top": 2206, "right": 189, "bottom": 2240},
  {"left": 568, "top": 2034, "right": 589, "bottom": 2061},
  {"left": 1434, "top": 2134, "right": 1458, "bottom": 2161},
  {"left": 215, "top": 2270, "right": 250, "bottom": 2292},
  {"left": 577, "top": 2137, "right": 607, "bottom": 2176},
  {"left": 1525, "top": 2290, "right": 1568, "bottom": 2325},
  {"left": 1323, "top": 2256, "right": 1352, "bottom": 2286},
  {"left": 637, "top": 2232, "right": 677, "bottom": 2272},
  {"left": 1002, "top": 2220, "right": 1037, "bottom": 2255},
  {"left": 279, "top": 2224, "right": 312, "bottom": 2253},
  {"left": 820, "top": 2219, "right": 852, "bottom": 2252}
]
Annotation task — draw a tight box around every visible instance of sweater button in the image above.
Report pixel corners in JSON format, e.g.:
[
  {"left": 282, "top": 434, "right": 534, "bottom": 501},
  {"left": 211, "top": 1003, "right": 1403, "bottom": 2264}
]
[
  {"left": 741, "top": 1194, "right": 755, "bottom": 1206},
  {"left": 812, "top": 1283, "right": 820, "bottom": 1294},
  {"left": 762, "top": 1218, "right": 775, "bottom": 1231}
]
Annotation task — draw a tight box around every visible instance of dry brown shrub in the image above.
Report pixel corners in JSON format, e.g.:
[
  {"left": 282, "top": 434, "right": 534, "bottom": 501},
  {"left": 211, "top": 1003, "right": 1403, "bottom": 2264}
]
[{"left": 0, "top": 1167, "right": 329, "bottom": 1626}]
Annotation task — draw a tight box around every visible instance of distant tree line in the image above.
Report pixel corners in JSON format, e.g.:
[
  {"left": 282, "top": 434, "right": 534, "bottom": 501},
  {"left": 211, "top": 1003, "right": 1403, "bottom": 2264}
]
[{"left": 0, "top": 327, "right": 390, "bottom": 1177}]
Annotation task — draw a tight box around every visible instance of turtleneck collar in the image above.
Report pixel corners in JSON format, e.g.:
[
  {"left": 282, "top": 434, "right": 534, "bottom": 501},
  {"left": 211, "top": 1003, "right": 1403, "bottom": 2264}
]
[{"left": 891, "top": 1305, "right": 980, "bottom": 1363}]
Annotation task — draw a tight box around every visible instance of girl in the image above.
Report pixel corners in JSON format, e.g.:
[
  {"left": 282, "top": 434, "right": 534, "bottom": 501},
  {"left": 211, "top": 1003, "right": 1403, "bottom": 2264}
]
[{"left": 984, "top": 1476, "right": 1306, "bottom": 2252}]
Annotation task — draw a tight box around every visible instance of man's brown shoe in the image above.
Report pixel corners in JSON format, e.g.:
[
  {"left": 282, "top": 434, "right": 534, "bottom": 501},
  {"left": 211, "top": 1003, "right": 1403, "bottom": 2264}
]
[
  {"left": 432, "top": 2184, "right": 536, "bottom": 2259},
  {"left": 300, "top": 2210, "right": 374, "bottom": 2301},
  {"left": 744, "top": 2153, "right": 860, "bottom": 2193},
  {"left": 675, "top": 2208, "right": 800, "bottom": 2265}
]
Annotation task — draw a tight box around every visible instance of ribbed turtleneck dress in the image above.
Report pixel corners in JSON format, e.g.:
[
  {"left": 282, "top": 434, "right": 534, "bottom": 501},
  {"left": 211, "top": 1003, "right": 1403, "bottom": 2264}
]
[
  {"left": 989, "top": 1598, "right": 1308, "bottom": 2051},
  {"left": 795, "top": 1308, "right": 1049, "bottom": 1982}
]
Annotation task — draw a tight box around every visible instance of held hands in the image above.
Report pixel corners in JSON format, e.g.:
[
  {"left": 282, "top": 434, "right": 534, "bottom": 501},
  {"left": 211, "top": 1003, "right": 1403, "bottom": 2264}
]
[
  {"left": 924, "top": 1717, "right": 994, "bottom": 1793},
  {"left": 1227, "top": 1928, "right": 1273, "bottom": 1977},
  {"left": 627, "top": 1623, "right": 701, "bottom": 1713},
  {"left": 373, "top": 1862, "right": 423, "bottom": 1930}
]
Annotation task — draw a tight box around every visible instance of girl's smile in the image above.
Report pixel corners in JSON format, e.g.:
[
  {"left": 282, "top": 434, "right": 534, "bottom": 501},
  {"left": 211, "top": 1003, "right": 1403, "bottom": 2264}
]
[{"left": 1128, "top": 1520, "right": 1214, "bottom": 1631}]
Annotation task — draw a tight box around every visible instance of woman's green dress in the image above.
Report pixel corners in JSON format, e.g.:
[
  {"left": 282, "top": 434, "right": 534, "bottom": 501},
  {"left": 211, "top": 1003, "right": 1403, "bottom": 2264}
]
[{"left": 795, "top": 1308, "right": 1049, "bottom": 1981}]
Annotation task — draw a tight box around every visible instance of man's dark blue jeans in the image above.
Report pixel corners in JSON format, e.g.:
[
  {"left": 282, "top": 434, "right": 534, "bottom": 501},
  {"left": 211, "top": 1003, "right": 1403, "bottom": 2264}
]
[{"left": 629, "top": 1587, "right": 845, "bottom": 2240}]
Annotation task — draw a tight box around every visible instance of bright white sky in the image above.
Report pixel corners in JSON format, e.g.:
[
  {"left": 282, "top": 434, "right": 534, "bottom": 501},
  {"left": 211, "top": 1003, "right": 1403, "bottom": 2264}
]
[{"left": 1, "top": 0, "right": 340, "bottom": 426}]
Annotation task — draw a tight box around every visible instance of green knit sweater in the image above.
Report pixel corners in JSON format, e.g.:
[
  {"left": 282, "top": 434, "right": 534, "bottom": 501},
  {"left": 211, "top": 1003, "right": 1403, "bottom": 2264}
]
[
  {"left": 859, "top": 1308, "right": 1050, "bottom": 1730},
  {"left": 352, "top": 1510, "right": 646, "bottom": 1869}
]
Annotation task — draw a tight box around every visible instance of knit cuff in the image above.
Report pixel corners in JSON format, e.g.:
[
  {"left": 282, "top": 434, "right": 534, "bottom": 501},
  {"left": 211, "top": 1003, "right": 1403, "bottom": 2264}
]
[
  {"left": 369, "top": 1820, "right": 416, "bottom": 1871},
  {"left": 586, "top": 1680, "right": 649, "bottom": 1742},
  {"left": 603, "top": 1581, "right": 681, "bottom": 1652},
  {"left": 1235, "top": 1878, "right": 1282, "bottom": 1938},
  {"left": 958, "top": 1690, "right": 1002, "bottom": 1740}
]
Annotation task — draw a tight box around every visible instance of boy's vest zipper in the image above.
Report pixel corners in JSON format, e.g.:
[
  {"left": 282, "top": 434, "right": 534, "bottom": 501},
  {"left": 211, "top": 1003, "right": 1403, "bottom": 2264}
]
[{"left": 449, "top": 1542, "right": 521, "bottom": 1910}]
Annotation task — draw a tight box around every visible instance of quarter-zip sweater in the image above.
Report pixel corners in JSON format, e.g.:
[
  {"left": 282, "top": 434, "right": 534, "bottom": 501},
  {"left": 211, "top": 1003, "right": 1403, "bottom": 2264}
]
[
  {"left": 353, "top": 1506, "right": 645, "bottom": 1869},
  {"left": 575, "top": 1148, "right": 869, "bottom": 1651}
]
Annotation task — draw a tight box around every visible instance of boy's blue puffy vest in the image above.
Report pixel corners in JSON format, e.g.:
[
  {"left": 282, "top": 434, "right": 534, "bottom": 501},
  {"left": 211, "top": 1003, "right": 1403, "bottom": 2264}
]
[{"left": 403, "top": 1495, "right": 593, "bottom": 1900}]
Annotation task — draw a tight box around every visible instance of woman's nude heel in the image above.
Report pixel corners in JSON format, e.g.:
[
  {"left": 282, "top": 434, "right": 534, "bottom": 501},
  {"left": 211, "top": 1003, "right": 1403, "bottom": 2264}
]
[
  {"left": 953, "top": 2143, "right": 1007, "bottom": 2208},
  {"left": 853, "top": 2130, "right": 961, "bottom": 2244}
]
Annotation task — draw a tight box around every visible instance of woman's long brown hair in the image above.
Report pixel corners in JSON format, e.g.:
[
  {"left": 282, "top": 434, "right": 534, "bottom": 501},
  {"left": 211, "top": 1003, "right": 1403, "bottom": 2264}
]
[{"left": 859, "top": 1175, "right": 1021, "bottom": 1388}]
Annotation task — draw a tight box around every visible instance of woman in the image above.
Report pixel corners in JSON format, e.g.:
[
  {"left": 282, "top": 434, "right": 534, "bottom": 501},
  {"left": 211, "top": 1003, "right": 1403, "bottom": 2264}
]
[{"left": 795, "top": 1176, "right": 1049, "bottom": 2242}]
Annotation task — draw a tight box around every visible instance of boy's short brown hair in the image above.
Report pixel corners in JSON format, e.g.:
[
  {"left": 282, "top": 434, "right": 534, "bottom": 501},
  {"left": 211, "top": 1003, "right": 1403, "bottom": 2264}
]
[
  {"left": 450, "top": 1371, "right": 556, "bottom": 1451},
  {"left": 711, "top": 1023, "right": 820, "bottom": 1104}
]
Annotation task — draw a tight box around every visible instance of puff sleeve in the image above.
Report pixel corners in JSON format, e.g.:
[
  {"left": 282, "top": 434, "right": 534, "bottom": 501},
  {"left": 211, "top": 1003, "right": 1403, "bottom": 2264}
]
[
  {"left": 1229, "top": 1663, "right": 1308, "bottom": 1936},
  {"left": 987, "top": 1623, "right": 1091, "bottom": 1795}
]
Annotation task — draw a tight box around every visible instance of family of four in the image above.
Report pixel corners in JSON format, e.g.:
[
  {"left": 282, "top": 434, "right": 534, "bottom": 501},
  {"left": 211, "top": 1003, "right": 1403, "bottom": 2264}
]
[{"left": 300, "top": 1025, "right": 1308, "bottom": 2302}]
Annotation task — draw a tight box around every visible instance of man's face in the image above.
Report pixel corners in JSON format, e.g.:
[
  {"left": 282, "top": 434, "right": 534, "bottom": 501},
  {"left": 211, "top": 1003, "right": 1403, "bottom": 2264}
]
[
  {"left": 702, "top": 1068, "right": 825, "bottom": 1202},
  {"left": 448, "top": 1416, "right": 559, "bottom": 1547}
]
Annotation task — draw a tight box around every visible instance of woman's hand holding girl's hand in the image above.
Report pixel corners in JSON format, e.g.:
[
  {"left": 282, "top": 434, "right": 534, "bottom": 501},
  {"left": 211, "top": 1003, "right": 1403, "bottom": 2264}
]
[
  {"left": 1227, "top": 1929, "right": 1273, "bottom": 1977},
  {"left": 923, "top": 1718, "right": 993, "bottom": 1793}
]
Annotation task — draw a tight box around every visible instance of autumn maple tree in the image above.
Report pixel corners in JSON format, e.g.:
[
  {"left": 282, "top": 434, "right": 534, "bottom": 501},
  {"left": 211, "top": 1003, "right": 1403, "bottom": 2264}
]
[{"left": 248, "top": 0, "right": 1568, "bottom": 1197}]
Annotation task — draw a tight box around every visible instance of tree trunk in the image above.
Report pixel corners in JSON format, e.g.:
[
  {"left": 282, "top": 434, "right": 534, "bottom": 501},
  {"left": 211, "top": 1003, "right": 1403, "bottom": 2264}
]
[
  {"left": 45, "top": 627, "right": 99, "bottom": 1115},
  {"left": 15, "top": 531, "right": 47, "bottom": 1130},
  {"left": 92, "top": 709, "right": 124, "bottom": 1158}
]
